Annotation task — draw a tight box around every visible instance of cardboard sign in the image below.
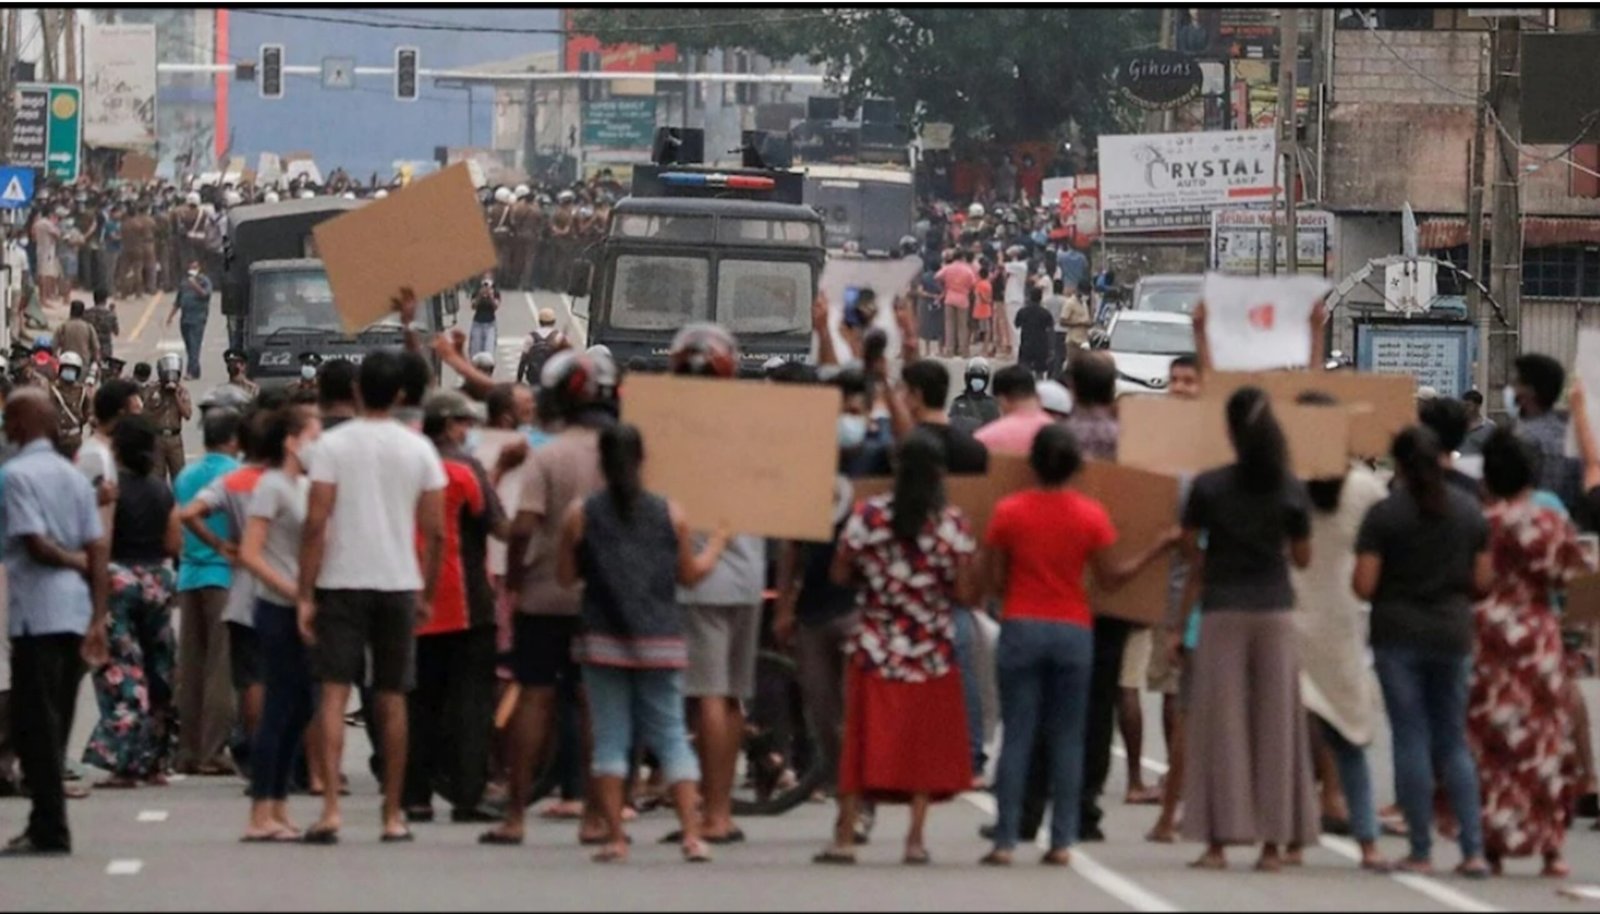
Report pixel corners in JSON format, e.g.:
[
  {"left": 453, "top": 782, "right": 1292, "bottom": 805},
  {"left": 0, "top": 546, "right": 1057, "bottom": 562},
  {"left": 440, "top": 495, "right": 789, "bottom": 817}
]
[
  {"left": 853, "top": 455, "right": 1178, "bottom": 626},
  {"left": 1202, "top": 273, "right": 1331, "bottom": 372},
  {"left": 312, "top": 163, "right": 496, "bottom": 334},
  {"left": 1569, "top": 328, "right": 1600, "bottom": 458},
  {"left": 118, "top": 152, "right": 156, "bottom": 182},
  {"left": 1208, "top": 370, "right": 1414, "bottom": 458},
  {"left": 621, "top": 374, "right": 842, "bottom": 541},
  {"left": 1118, "top": 393, "right": 1351, "bottom": 480},
  {"left": 1566, "top": 573, "right": 1600, "bottom": 626},
  {"left": 818, "top": 255, "right": 923, "bottom": 363}
]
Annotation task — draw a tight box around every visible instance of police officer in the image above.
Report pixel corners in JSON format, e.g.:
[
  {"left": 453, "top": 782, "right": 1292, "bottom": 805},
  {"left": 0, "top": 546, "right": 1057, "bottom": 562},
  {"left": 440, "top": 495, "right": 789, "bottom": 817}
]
[
  {"left": 221, "top": 348, "right": 259, "bottom": 400},
  {"left": 51, "top": 351, "right": 92, "bottom": 458},
  {"left": 511, "top": 185, "right": 541, "bottom": 291},
  {"left": 145, "top": 352, "right": 193, "bottom": 483},
  {"left": 488, "top": 187, "right": 516, "bottom": 287},
  {"left": 293, "top": 351, "right": 323, "bottom": 399},
  {"left": 949, "top": 356, "right": 1001, "bottom": 435}
]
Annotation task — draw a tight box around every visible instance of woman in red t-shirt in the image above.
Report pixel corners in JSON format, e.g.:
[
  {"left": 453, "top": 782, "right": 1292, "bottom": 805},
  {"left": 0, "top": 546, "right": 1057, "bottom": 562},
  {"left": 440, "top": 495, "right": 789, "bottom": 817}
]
[
  {"left": 972, "top": 266, "right": 994, "bottom": 356},
  {"left": 979, "top": 424, "right": 1178, "bottom": 866}
]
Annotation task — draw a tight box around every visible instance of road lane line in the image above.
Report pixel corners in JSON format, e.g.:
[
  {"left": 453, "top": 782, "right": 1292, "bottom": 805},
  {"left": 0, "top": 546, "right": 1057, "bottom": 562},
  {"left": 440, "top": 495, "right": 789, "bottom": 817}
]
[
  {"left": 128, "top": 294, "right": 163, "bottom": 342},
  {"left": 105, "top": 859, "right": 144, "bottom": 876},
  {"left": 961, "top": 792, "right": 1180, "bottom": 913},
  {"left": 136, "top": 810, "right": 169, "bottom": 823},
  {"left": 1114, "top": 746, "right": 1500, "bottom": 914}
]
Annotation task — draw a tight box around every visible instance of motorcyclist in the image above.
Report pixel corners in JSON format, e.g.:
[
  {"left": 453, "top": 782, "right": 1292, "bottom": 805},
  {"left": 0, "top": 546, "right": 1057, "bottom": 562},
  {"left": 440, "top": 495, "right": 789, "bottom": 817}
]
[{"left": 948, "top": 356, "right": 1001, "bottom": 435}]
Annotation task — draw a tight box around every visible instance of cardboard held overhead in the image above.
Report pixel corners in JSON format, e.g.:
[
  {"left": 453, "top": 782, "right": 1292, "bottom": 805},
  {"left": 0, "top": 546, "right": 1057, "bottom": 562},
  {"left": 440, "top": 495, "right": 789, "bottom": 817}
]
[
  {"left": 312, "top": 162, "right": 496, "bottom": 334},
  {"left": 1201, "top": 273, "right": 1331, "bottom": 372},
  {"left": 621, "top": 374, "right": 842, "bottom": 542},
  {"left": 852, "top": 455, "right": 1178, "bottom": 627},
  {"left": 1568, "top": 328, "right": 1600, "bottom": 458},
  {"left": 1118, "top": 393, "right": 1352, "bottom": 481},
  {"left": 118, "top": 152, "right": 157, "bottom": 182},
  {"left": 818, "top": 255, "right": 923, "bottom": 363},
  {"left": 1205, "top": 370, "right": 1414, "bottom": 458}
]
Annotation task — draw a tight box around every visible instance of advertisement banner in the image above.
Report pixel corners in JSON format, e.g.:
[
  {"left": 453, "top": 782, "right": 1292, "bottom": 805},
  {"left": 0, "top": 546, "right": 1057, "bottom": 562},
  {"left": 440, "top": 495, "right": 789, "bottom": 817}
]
[
  {"left": 1210, "top": 208, "right": 1334, "bottom": 276},
  {"left": 1099, "top": 128, "right": 1279, "bottom": 233},
  {"left": 12, "top": 84, "right": 82, "bottom": 181},
  {"left": 582, "top": 98, "right": 658, "bottom": 150},
  {"left": 84, "top": 24, "right": 157, "bottom": 150}
]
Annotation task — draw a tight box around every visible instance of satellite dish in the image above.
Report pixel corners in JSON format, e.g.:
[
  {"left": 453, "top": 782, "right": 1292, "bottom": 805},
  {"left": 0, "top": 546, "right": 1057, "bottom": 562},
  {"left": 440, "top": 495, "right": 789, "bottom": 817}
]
[{"left": 1401, "top": 202, "right": 1419, "bottom": 259}]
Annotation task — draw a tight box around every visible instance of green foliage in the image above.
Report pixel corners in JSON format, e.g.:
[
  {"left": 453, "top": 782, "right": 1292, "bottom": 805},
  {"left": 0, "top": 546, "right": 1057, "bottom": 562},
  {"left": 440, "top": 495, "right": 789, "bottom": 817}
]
[{"left": 572, "top": 7, "right": 1160, "bottom": 145}]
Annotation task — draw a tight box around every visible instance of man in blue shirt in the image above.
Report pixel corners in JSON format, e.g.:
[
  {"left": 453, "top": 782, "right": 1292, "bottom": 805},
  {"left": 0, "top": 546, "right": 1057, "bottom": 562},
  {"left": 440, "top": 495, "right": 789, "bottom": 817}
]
[
  {"left": 1, "top": 388, "right": 107, "bottom": 856},
  {"left": 1057, "top": 244, "right": 1090, "bottom": 291},
  {"left": 164, "top": 259, "right": 214, "bottom": 380},
  {"left": 172, "top": 410, "right": 241, "bottom": 776}
]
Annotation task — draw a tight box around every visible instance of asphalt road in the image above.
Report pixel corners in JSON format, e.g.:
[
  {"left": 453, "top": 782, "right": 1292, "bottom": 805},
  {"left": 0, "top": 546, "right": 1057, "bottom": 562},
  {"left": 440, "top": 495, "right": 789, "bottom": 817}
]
[{"left": 13, "top": 289, "right": 1600, "bottom": 910}]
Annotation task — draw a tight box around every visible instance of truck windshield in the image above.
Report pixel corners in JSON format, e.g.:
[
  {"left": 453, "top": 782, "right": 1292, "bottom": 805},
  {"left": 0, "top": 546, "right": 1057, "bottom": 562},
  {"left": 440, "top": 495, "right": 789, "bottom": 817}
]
[
  {"left": 251, "top": 268, "right": 431, "bottom": 334},
  {"left": 612, "top": 254, "right": 710, "bottom": 331},
  {"left": 715, "top": 259, "right": 811, "bottom": 334}
]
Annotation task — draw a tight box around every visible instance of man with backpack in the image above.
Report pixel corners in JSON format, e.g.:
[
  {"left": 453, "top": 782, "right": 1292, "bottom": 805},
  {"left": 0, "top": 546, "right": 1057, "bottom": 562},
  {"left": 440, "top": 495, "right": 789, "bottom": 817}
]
[{"left": 516, "top": 308, "right": 565, "bottom": 385}]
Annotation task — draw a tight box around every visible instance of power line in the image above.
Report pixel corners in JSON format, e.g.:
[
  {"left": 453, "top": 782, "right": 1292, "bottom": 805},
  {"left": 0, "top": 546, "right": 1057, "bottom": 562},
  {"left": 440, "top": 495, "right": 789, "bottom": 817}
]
[{"left": 232, "top": 8, "right": 834, "bottom": 36}]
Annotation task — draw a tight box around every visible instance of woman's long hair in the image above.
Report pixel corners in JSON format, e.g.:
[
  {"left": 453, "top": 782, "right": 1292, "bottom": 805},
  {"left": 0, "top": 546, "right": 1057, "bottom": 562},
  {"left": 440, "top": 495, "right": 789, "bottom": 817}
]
[
  {"left": 1391, "top": 426, "right": 1447, "bottom": 517},
  {"left": 599, "top": 423, "right": 646, "bottom": 522},
  {"left": 111, "top": 415, "right": 159, "bottom": 478},
  {"left": 1226, "top": 386, "right": 1288, "bottom": 493},
  {"left": 891, "top": 430, "right": 947, "bottom": 542}
]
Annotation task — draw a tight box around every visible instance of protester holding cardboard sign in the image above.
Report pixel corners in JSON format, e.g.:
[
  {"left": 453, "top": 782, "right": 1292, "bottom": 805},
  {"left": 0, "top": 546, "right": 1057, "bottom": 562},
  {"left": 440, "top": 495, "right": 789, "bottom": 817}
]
[
  {"left": 980, "top": 425, "right": 1178, "bottom": 867},
  {"left": 1197, "top": 273, "right": 1331, "bottom": 373},
  {"left": 1178, "top": 386, "right": 1319, "bottom": 872}
]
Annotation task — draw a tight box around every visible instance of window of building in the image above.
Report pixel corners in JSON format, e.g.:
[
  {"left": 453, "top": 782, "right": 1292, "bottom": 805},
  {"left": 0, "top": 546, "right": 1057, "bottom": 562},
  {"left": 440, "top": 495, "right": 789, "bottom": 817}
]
[{"left": 1522, "top": 244, "right": 1591, "bottom": 298}]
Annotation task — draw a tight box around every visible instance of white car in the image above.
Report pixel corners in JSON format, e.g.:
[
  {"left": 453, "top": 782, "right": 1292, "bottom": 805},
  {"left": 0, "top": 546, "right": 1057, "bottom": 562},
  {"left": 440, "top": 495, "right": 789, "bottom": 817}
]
[{"left": 1102, "top": 310, "right": 1196, "bottom": 398}]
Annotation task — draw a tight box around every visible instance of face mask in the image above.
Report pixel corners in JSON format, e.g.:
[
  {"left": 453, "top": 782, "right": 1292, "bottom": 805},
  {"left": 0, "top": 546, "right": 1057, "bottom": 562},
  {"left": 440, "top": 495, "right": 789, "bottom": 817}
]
[
  {"left": 300, "top": 365, "right": 317, "bottom": 381},
  {"left": 59, "top": 367, "right": 79, "bottom": 385},
  {"left": 837, "top": 414, "right": 868, "bottom": 451},
  {"left": 1502, "top": 385, "right": 1520, "bottom": 421},
  {"left": 464, "top": 428, "right": 483, "bottom": 452},
  {"left": 968, "top": 377, "right": 987, "bottom": 394},
  {"left": 187, "top": 269, "right": 199, "bottom": 278}
]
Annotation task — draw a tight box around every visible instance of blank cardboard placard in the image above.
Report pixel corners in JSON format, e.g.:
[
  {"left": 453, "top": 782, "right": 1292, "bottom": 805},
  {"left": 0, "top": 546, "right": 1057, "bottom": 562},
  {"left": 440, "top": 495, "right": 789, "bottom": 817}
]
[
  {"left": 313, "top": 163, "right": 496, "bottom": 334},
  {"left": 1207, "top": 370, "right": 1414, "bottom": 458},
  {"left": 1201, "top": 273, "right": 1331, "bottom": 371},
  {"left": 1118, "top": 393, "right": 1351, "bottom": 480},
  {"left": 1080, "top": 461, "right": 1179, "bottom": 628},
  {"left": 622, "top": 374, "right": 841, "bottom": 541},
  {"left": 1569, "top": 328, "right": 1600, "bottom": 458},
  {"left": 853, "top": 454, "right": 1034, "bottom": 539},
  {"left": 118, "top": 153, "right": 156, "bottom": 182},
  {"left": 1566, "top": 573, "right": 1600, "bottom": 626}
]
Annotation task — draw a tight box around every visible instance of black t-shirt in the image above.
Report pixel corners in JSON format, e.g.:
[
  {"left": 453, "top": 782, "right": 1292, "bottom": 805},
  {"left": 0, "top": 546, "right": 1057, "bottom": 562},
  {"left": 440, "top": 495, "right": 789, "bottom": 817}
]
[
  {"left": 472, "top": 290, "right": 500, "bottom": 324},
  {"left": 1182, "top": 466, "right": 1311, "bottom": 612},
  {"left": 1014, "top": 304, "right": 1055, "bottom": 361},
  {"left": 112, "top": 470, "right": 174, "bottom": 564},
  {"left": 1356, "top": 487, "right": 1489, "bottom": 656},
  {"left": 915, "top": 421, "right": 989, "bottom": 475}
]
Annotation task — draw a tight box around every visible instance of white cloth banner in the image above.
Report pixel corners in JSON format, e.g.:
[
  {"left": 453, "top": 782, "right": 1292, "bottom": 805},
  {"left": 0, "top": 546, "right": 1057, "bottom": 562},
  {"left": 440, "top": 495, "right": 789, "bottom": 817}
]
[
  {"left": 84, "top": 24, "right": 157, "bottom": 149},
  {"left": 1568, "top": 328, "right": 1600, "bottom": 458},
  {"left": 1201, "top": 273, "right": 1332, "bottom": 372}
]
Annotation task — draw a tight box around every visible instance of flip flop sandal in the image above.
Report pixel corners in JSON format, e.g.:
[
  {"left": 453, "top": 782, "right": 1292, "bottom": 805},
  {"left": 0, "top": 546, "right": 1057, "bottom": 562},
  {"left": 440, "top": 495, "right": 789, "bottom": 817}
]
[
  {"left": 705, "top": 829, "right": 746, "bottom": 846},
  {"left": 903, "top": 849, "right": 932, "bottom": 866},
  {"left": 302, "top": 827, "right": 340, "bottom": 846},
  {"left": 1188, "top": 855, "right": 1228, "bottom": 871},
  {"left": 592, "top": 846, "right": 628, "bottom": 864},
  {"left": 241, "top": 830, "right": 302, "bottom": 844},
  {"left": 477, "top": 831, "right": 524, "bottom": 847},
  {"left": 1360, "top": 858, "right": 1394, "bottom": 874},
  {"left": 682, "top": 840, "right": 713, "bottom": 864},
  {"left": 95, "top": 778, "right": 139, "bottom": 790},
  {"left": 380, "top": 830, "right": 415, "bottom": 844},
  {"left": 1040, "top": 850, "right": 1072, "bottom": 867},
  {"left": 1454, "top": 862, "right": 1490, "bottom": 880},
  {"left": 812, "top": 849, "right": 857, "bottom": 866},
  {"left": 979, "top": 851, "right": 1013, "bottom": 867},
  {"left": 580, "top": 833, "right": 631, "bottom": 847}
]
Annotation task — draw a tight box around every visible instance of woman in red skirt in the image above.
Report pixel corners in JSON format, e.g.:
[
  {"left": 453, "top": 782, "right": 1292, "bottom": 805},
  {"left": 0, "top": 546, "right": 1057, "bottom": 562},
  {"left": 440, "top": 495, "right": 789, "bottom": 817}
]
[{"left": 817, "top": 431, "right": 978, "bottom": 866}]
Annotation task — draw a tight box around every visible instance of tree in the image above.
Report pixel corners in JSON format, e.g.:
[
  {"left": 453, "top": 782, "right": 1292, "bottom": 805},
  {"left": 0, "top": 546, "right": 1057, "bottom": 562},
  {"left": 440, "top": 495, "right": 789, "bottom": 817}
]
[{"left": 572, "top": 7, "right": 1160, "bottom": 146}]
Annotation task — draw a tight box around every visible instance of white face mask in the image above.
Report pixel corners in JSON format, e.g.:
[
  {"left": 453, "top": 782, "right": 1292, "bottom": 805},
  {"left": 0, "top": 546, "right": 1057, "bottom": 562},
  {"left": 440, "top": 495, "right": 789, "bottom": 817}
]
[
  {"left": 464, "top": 428, "right": 483, "bottom": 452},
  {"left": 187, "top": 269, "right": 199, "bottom": 278},
  {"left": 300, "top": 365, "right": 317, "bottom": 381},
  {"left": 59, "top": 367, "right": 79, "bottom": 385},
  {"left": 1502, "top": 384, "right": 1521, "bottom": 421},
  {"left": 968, "top": 377, "right": 987, "bottom": 394}
]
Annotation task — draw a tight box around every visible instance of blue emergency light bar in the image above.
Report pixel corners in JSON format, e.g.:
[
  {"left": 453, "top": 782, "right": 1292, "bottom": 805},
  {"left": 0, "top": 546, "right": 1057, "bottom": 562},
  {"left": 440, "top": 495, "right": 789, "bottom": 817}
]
[{"left": 659, "top": 171, "right": 777, "bottom": 191}]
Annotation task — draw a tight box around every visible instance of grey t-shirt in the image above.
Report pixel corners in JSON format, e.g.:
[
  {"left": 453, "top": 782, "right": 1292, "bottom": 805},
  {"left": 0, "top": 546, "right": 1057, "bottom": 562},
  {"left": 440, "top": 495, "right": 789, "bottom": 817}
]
[
  {"left": 194, "top": 467, "right": 261, "bottom": 626},
  {"left": 247, "top": 469, "right": 309, "bottom": 608},
  {"left": 678, "top": 534, "right": 766, "bottom": 607},
  {"left": 1355, "top": 486, "right": 1489, "bottom": 656},
  {"left": 1182, "top": 466, "right": 1311, "bottom": 612}
]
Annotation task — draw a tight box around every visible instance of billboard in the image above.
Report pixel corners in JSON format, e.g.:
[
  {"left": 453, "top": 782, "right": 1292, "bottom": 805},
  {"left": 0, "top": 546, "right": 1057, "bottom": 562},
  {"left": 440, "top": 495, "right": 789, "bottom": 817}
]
[
  {"left": 582, "top": 98, "right": 658, "bottom": 149},
  {"left": 1210, "top": 208, "right": 1334, "bottom": 276},
  {"left": 83, "top": 24, "right": 158, "bottom": 149},
  {"left": 1098, "top": 128, "right": 1279, "bottom": 233}
]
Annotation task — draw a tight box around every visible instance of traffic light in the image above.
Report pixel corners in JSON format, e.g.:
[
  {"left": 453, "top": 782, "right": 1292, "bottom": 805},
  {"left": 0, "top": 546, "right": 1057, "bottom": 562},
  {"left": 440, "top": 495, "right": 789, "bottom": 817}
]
[
  {"left": 260, "top": 44, "right": 283, "bottom": 99},
  {"left": 395, "top": 47, "right": 419, "bottom": 102}
]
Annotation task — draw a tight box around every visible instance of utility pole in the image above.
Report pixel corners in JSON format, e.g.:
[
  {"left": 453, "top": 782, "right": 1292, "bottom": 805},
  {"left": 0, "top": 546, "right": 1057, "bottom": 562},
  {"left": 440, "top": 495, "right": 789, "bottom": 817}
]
[
  {"left": 38, "top": 10, "right": 58, "bottom": 83},
  {"left": 1487, "top": 16, "right": 1522, "bottom": 400},
  {"left": 63, "top": 9, "right": 76, "bottom": 84},
  {"left": 1273, "top": 8, "right": 1300, "bottom": 275},
  {"left": 1466, "top": 33, "right": 1490, "bottom": 394},
  {"left": 0, "top": 8, "right": 17, "bottom": 161}
]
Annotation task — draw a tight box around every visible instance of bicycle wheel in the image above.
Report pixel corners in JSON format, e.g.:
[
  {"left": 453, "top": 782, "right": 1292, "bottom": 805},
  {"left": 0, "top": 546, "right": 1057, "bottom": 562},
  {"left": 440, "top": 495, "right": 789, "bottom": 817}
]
[{"left": 731, "top": 649, "right": 827, "bottom": 817}]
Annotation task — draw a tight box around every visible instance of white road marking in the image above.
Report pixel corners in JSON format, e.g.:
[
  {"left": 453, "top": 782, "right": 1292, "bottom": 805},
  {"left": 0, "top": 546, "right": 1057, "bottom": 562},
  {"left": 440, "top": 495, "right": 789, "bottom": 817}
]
[
  {"left": 135, "top": 810, "right": 168, "bottom": 823},
  {"left": 105, "top": 859, "right": 144, "bottom": 876},
  {"left": 156, "top": 340, "right": 184, "bottom": 353},
  {"left": 961, "top": 792, "right": 1180, "bottom": 913},
  {"left": 1113, "top": 746, "right": 1500, "bottom": 913}
]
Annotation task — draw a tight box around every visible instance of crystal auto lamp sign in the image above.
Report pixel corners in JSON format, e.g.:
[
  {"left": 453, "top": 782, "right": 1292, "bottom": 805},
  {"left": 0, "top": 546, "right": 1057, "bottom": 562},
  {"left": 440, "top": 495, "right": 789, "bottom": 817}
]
[
  {"left": 1116, "top": 49, "right": 1203, "bottom": 111},
  {"left": 1098, "top": 128, "right": 1280, "bottom": 233}
]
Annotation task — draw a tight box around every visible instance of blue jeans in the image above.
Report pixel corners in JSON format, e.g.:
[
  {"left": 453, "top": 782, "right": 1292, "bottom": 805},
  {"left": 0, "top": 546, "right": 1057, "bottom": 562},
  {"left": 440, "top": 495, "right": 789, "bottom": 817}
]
[
  {"left": 250, "top": 601, "right": 314, "bottom": 802},
  {"left": 951, "top": 607, "right": 988, "bottom": 775},
  {"left": 582, "top": 665, "right": 700, "bottom": 784},
  {"left": 992, "top": 619, "right": 1093, "bottom": 851},
  {"left": 469, "top": 320, "right": 497, "bottom": 359},
  {"left": 1318, "top": 717, "right": 1378, "bottom": 844},
  {"left": 179, "top": 315, "right": 206, "bottom": 378},
  {"left": 1373, "top": 645, "right": 1484, "bottom": 862}
]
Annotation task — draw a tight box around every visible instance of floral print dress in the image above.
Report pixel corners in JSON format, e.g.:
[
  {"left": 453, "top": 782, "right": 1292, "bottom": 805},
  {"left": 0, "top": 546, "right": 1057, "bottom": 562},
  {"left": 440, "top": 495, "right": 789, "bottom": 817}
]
[
  {"left": 83, "top": 562, "right": 177, "bottom": 779},
  {"left": 1468, "top": 498, "right": 1597, "bottom": 860}
]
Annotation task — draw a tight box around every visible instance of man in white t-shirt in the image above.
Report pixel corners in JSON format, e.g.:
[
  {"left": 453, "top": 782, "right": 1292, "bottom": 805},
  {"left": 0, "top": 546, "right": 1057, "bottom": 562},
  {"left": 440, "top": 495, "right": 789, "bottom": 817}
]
[
  {"left": 1001, "top": 248, "right": 1029, "bottom": 358},
  {"left": 73, "top": 378, "right": 145, "bottom": 528},
  {"left": 297, "top": 346, "right": 446, "bottom": 844}
]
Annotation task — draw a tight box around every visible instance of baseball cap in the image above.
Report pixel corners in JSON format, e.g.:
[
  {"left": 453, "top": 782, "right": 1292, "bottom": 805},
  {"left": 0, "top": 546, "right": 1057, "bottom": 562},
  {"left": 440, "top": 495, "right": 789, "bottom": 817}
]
[
  {"left": 422, "top": 389, "right": 485, "bottom": 424},
  {"left": 538, "top": 308, "right": 557, "bottom": 326},
  {"left": 1038, "top": 380, "right": 1074, "bottom": 418}
]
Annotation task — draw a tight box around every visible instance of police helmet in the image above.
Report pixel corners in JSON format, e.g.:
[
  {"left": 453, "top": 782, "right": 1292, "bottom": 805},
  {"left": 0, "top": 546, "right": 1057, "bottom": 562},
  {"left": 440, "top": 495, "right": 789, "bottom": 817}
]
[
  {"left": 57, "top": 351, "right": 84, "bottom": 371},
  {"left": 514, "top": 184, "right": 531, "bottom": 198},
  {"left": 31, "top": 334, "right": 53, "bottom": 353},
  {"left": 668, "top": 323, "right": 740, "bottom": 379},
  {"left": 156, "top": 352, "right": 183, "bottom": 377},
  {"left": 263, "top": 190, "right": 281, "bottom": 204},
  {"left": 965, "top": 357, "right": 992, "bottom": 383},
  {"left": 538, "top": 348, "right": 613, "bottom": 418},
  {"left": 968, "top": 203, "right": 986, "bottom": 219},
  {"left": 494, "top": 187, "right": 514, "bottom": 205}
]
